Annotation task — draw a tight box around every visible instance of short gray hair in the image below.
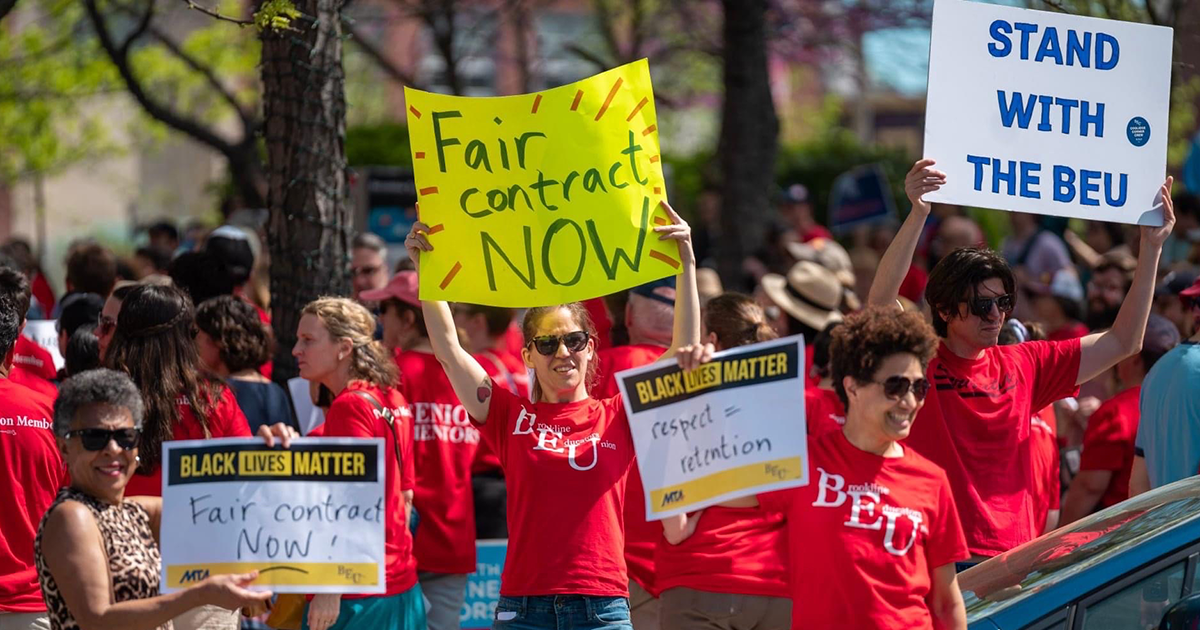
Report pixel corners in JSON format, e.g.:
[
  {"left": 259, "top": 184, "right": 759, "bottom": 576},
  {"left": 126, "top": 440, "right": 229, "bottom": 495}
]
[
  {"left": 53, "top": 369, "right": 145, "bottom": 436},
  {"left": 351, "top": 232, "right": 386, "bottom": 254}
]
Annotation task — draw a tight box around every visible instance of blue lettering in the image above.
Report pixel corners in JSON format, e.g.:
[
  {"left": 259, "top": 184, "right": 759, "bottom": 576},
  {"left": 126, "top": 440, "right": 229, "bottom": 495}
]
[
  {"left": 1066, "top": 30, "right": 1091, "bottom": 67},
  {"left": 1080, "top": 169, "right": 1101, "bottom": 206},
  {"left": 1104, "top": 172, "right": 1128, "bottom": 207},
  {"left": 997, "top": 91, "right": 1037, "bottom": 128},
  {"left": 1055, "top": 98, "right": 1079, "bottom": 134},
  {"left": 1038, "top": 95, "right": 1054, "bottom": 132},
  {"left": 967, "top": 155, "right": 990, "bottom": 191},
  {"left": 1020, "top": 162, "right": 1041, "bottom": 199},
  {"left": 989, "top": 20, "right": 1013, "bottom": 57},
  {"left": 1054, "top": 165, "right": 1076, "bottom": 202},
  {"left": 1035, "top": 26, "right": 1064, "bottom": 64},
  {"left": 993, "top": 159, "right": 1017, "bottom": 196},
  {"left": 1096, "top": 33, "right": 1119, "bottom": 70},
  {"left": 1080, "top": 101, "right": 1104, "bottom": 137},
  {"left": 1014, "top": 22, "right": 1039, "bottom": 59}
]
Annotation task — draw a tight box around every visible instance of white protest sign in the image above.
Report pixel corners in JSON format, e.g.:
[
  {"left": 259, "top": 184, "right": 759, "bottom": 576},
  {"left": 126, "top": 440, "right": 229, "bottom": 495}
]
[
  {"left": 924, "top": 0, "right": 1172, "bottom": 225},
  {"left": 616, "top": 336, "right": 809, "bottom": 520},
  {"left": 161, "top": 438, "right": 385, "bottom": 594},
  {"left": 22, "top": 320, "right": 63, "bottom": 371}
]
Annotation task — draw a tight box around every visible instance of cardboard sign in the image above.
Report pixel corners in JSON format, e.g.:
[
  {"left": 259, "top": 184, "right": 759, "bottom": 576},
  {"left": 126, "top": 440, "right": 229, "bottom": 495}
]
[
  {"left": 405, "top": 59, "right": 678, "bottom": 307},
  {"left": 924, "top": 0, "right": 1172, "bottom": 225},
  {"left": 616, "top": 337, "right": 810, "bottom": 520},
  {"left": 460, "top": 539, "right": 506, "bottom": 629},
  {"left": 160, "top": 438, "right": 386, "bottom": 594},
  {"left": 828, "top": 164, "right": 897, "bottom": 234}
]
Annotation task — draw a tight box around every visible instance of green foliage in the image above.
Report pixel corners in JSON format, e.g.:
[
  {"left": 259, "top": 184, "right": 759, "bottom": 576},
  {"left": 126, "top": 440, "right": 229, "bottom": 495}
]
[
  {"left": 254, "top": 0, "right": 303, "bottom": 32},
  {"left": 345, "top": 123, "right": 412, "bottom": 167}
]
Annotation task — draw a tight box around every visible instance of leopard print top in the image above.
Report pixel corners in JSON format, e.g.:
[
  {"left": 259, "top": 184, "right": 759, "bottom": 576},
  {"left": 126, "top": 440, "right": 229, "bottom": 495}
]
[{"left": 34, "top": 487, "right": 171, "bottom": 630}]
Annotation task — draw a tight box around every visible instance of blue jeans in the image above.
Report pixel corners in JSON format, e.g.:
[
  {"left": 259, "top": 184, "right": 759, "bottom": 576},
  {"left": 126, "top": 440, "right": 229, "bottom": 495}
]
[{"left": 492, "top": 595, "right": 632, "bottom": 630}]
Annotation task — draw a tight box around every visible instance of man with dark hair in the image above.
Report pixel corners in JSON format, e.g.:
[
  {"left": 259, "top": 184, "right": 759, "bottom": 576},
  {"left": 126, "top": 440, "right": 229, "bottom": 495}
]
[
  {"left": 351, "top": 232, "right": 390, "bottom": 304},
  {"left": 1087, "top": 251, "right": 1137, "bottom": 331},
  {"left": 147, "top": 219, "right": 180, "bottom": 253},
  {"left": 0, "top": 276, "right": 62, "bottom": 630},
  {"left": 131, "top": 246, "right": 172, "bottom": 279},
  {"left": 869, "top": 159, "right": 1176, "bottom": 561},
  {"left": 0, "top": 264, "right": 56, "bottom": 398},
  {"left": 1061, "top": 315, "right": 1179, "bottom": 523},
  {"left": 63, "top": 242, "right": 117, "bottom": 299}
]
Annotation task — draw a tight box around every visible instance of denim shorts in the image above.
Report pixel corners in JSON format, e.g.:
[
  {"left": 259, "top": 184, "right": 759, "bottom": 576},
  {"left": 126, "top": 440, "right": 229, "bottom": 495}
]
[
  {"left": 492, "top": 595, "right": 632, "bottom": 630},
  {"left": 300, "top": 583, "right": 426, "bottom": 630}
]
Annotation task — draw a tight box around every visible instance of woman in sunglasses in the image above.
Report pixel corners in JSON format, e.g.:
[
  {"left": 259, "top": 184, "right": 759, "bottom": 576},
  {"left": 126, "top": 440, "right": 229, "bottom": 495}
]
[
  {"left": 404, "top": 200, "right": 699, "bottom": 630},
  {"left": 292, "top": 297, "right": 422, "bottom": 630},
  {"left": 760, "top": 307, "right": 969, "bottom": 630},
  {"left": 104, "top": 284, "right": 252, "bottom": 499},
  {"left": 36, "top": 369, "right": 277, "bottom": 630}
]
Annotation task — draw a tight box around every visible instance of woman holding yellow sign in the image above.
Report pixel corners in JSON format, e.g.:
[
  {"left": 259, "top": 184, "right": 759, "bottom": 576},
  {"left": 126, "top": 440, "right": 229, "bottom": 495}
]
[{"left": 405, "top": 199, "right": 699, "bottom": 630}]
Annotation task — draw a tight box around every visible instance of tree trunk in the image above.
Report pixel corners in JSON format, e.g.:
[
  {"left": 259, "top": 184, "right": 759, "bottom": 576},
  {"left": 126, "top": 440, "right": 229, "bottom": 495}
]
[
  {"left": 716, "top": 0, "right": 779, "bottom": 291},
  {"left": 260, "top": 0, "right": 352, "bottom": 383}
]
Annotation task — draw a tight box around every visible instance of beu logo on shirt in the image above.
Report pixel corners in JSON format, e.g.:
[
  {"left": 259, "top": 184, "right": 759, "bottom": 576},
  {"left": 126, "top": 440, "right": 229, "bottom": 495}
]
[
  {"left": 812, "top": 467, "right": 926, "bottom": 557},
  {"left": 513, "top": 407, "right": 607, "bottom": 471}
]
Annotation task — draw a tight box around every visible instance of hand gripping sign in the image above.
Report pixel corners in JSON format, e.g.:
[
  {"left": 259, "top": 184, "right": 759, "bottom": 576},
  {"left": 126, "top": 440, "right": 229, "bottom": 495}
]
[
  {"left": 160, "top": 438, "right": 386, "bottom": 594},
  {"left": 616, "top": 336, "right": 810, "bottom": 520},
  {"left": 405, "top": 59, "right": 679, "bottom": 307},
  {"left": 924, "top": 0, "right": 1172, "bottom": 225}
]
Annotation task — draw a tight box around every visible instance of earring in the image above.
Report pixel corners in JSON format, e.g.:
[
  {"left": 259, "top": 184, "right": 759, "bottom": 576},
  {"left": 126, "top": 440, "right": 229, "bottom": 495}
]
[{"left": 135, "top": 456, "right": 141, "bottom": 463}]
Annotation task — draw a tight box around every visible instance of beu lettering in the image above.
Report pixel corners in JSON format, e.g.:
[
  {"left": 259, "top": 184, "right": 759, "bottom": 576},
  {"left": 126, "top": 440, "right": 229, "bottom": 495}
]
[{"left": 811, "top": 467, "right": 923, "bottom": 557}]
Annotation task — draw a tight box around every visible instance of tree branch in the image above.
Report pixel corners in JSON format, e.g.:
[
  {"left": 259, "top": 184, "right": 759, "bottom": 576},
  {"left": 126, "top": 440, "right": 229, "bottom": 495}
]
[
  {"left": 145, "top": 24, "right": 256, "bottom": 128},
  {"left": 176, "top": 0, "right": 254, "bottom": 26},
  {"left": 344, "top": 18, "right": 421, "bottom": 87}
]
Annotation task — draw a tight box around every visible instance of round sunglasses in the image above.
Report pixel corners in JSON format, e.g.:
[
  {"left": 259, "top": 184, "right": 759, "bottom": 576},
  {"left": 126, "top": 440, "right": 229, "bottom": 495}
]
[
  {"left": 64, "top": 427, "right": 142, "bottom": 452},
  {"left": 529, "top": 331, "right": 590, "bottom": 356}
]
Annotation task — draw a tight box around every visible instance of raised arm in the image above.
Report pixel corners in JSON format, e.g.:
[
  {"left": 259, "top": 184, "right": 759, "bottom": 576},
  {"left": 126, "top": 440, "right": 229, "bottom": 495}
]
[
  {"left": 41, "top": 502, "right": 270, "bottom": 630},
  {"left": 1076, "top": 177, "right": 1175, "bottom": 385},
  {"left": 658, "top": 200, "right": 701, "bottom": 359},
  {"left": 867, "top": 159, "right": 944, "bottom": 308},
  {"left": 406, "top": 221, "right": 494, "bottom": 422}
]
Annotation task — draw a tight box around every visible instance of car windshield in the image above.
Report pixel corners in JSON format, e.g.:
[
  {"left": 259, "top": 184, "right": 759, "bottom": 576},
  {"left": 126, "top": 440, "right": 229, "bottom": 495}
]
[{"left": 959, "top": 477, "right": 1200, "bottom": 622}]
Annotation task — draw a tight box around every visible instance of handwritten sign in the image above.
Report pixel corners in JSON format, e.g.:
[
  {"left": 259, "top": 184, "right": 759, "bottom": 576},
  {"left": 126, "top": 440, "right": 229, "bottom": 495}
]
[
  {"left": 160, "top": 438, "right": 385, "bottom": 594},
  {"left": 459, "top": 539, "right": 506, "bottom": 629},
  {"left": 615, "top": 337, "right": 810, "bottom": 520},
  {"left": 924, "top": 0, "right": 1172, "bottom": 225},
  {"left": 405, "top": 59, "right": 677, "bottom": 307}
]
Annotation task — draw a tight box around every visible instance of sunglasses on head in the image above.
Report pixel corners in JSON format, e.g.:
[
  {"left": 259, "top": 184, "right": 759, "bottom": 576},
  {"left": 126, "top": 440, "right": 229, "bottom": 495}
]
[
  {"left": 530, "top": 331, "right": 590, "bottom": 356},
  {"left": 967, "top": 294, "right": 1015, "bottom": 319},
  {"left": 64, "top": 427, "right": 141, "bottom": 452},
  {"left": 873, "top": 376, "right": 931, "bottom": 401}
]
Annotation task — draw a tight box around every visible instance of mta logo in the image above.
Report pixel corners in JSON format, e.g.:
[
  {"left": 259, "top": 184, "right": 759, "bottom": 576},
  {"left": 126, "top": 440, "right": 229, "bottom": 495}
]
[
  {"left": 180, "top": 569, "right": 210, "bottom": 583},
  {"left": 661, "top": 490, "right": 684, "bottom": 506}
]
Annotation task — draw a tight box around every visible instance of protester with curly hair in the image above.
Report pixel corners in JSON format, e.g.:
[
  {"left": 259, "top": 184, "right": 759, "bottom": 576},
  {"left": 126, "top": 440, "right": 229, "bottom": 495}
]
[
  {"left": 761, "top": 307, "right": 969, "bottom": 630},
  {"left": 292, "top": 297, "right": 421, "bottom": 630},
  {"left": 195, "top": 296, "right": 297, "bottom": 433}
]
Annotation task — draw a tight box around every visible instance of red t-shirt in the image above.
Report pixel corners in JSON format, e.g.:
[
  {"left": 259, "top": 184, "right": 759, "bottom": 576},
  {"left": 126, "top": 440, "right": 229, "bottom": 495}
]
[
  {"left": 323, "top": 382, "right": 418, "bottom": 597},
  {"left": 482, "top": 386, "right": 635, "bottom": 597},
  {"left": 1030, "top": 406, "right": 1060, "bottom": 533},
  {"left": 583, "top": 298, "right": 613, "bottom": 352},
  {"left": 805, "top": 386, "right": 845, "bottom": 438},
  {"left": 474, "top": 349, "right": 530, "bottom": 473},
  {"left": 904, "top": 339, "right": 1081, "bottom": 556},
  {"left": 762, "top": 431, "right": 969, "bottom": 629},
  {"left": 594, "top": 344, "right": 665, "bottom": 594},
  {"left": 1079, "top": 386, "right": 1141, "bottom": 509},
  {"left": 8, "top": 365, "right": 56, "bottom": 400},
  {"left": 13, "top": 335, "right": 56, "bottom": 381},
  {"left": 898, "top": 264, "right": 928, "bottom": 306},
  {"left": 654, "top": 505, "right": 789, "bottom": 598},
  {"left": 1048, "top": 321, "right": 1090, "bottom": 341},
  {"left": 504, "top": 323, "right": 525, "bottom": 358},
  {"left": 0, "top": 379, "right": 62, "bottom": 613},
  {"left": 125, "top": 386, "right": 252, "bottom": 497},
  {"left": 395, "top": 351, "right": 479, "bottom": 575}
]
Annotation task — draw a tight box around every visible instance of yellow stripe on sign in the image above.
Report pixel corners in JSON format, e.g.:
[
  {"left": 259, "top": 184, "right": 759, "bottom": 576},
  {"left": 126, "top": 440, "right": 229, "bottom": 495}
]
[
  {"left": 236, "top": 451, "right": 292, "bottom": 476},
  {"left": 166, "top": 562, "right": 378, "bottom": 588},
  {"left": 649, "top": 456, "right": 803, "bottom": 511}
]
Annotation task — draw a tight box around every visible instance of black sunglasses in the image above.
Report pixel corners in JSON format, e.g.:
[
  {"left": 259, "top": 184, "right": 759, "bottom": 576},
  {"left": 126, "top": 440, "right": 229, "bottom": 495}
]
[
  {"left": 64, "top": 427, "right": 141, "bottom": 452},
  {"left": 874, "top": 376, "right": 931, "bottom": 401},
  {"left": 530, "top": 331, "right": 590, "bottom": 356},
  {"left": 967, "top": 294, "right": 1015, "bottom": 319}
]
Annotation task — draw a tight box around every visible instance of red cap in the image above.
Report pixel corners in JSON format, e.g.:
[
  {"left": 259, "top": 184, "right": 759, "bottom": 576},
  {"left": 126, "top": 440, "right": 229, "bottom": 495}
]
[
  {"left": 1182, "top": 275, "right": 1200, "bottom": 299},
  {"left": 360, "top": 270, "right": 419, "bottom": 306}
]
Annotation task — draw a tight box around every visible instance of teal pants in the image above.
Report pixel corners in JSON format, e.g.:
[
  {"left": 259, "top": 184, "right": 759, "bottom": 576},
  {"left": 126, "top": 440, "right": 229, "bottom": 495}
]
[{"left": 301, "top": 583, "right": 427, "bottom": 630}]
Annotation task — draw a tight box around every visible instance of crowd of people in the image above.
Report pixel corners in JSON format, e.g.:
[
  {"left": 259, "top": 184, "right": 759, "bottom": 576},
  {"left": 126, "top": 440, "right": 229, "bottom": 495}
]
[{"left": 0, "top": 157, "right": 1198, "bottom": 630}]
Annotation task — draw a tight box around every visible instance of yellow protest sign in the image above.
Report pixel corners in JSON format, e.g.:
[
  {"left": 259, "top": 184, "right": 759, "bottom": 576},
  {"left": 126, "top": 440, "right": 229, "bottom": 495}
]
[{"left": 405, "top": 59, "right": 678, "bottom": 307}]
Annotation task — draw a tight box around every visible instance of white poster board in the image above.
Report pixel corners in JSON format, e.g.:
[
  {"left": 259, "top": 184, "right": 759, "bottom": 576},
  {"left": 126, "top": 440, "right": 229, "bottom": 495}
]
[
  {"left": 160, "top": 438, "right": 386, "bottom": 594},
  {"left": 22, "top": 320, "right": 64, "bottom": 371},
  {"left": 616, "top": 336, "right": 809, "bottom": 521},
  {"left": 924, "top": 0, "right": 1173, "bottom": 225}
]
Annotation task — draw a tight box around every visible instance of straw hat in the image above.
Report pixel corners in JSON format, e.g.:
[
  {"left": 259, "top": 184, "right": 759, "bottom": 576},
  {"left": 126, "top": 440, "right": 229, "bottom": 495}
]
[
  {"left": 761, "top": 261, "right": 844, "bottom": 330},
  {"left": 787, "top": 237, "right": 855, "bottom": 288}
]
